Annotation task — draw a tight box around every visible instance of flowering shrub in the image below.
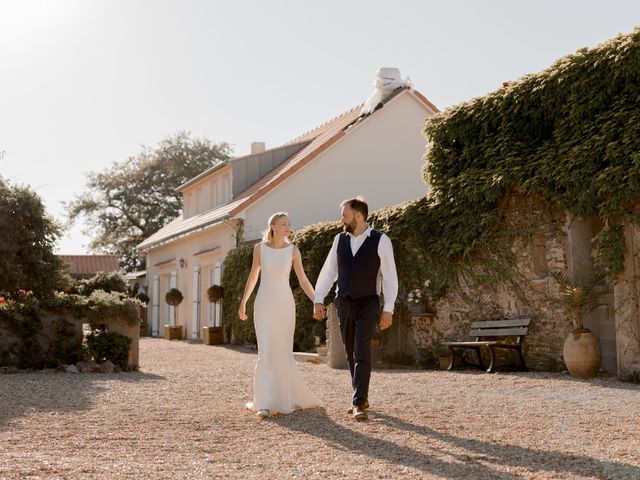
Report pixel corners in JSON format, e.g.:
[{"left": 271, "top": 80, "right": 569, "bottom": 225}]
[
  {"left": 407, "top": 280, "right": 431, "bottom": 305},
  {"left": 407, "top": 288, "right": 423, "bottom": 304}
]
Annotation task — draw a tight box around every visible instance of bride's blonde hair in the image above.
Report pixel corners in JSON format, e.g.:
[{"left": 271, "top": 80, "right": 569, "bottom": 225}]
[{"left": 262, "top": 212, "right": 290, "bottom": 243}]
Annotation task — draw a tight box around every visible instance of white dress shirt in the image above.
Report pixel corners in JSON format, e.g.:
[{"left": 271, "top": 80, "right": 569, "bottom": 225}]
[{"left": 314, "top": 226, "right": 399, "bottom": 313}]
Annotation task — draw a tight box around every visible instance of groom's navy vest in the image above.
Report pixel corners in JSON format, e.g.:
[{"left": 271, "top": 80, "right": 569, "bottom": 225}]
[{"left": 337, "top": 229, "right": 382, "bottom": 299}]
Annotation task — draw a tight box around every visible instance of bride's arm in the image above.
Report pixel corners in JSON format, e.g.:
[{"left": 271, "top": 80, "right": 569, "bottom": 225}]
[
  {"left": 238, "top": 244, "right": 261, "bottom": 321},
  {"left": 292, "top": 246, "right": 315, "bottom": 303}
]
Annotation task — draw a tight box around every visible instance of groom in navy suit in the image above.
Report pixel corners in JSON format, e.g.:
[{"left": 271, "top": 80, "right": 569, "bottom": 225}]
[{"left": 314, "top": 197, "right": 398, "bottom": 421}]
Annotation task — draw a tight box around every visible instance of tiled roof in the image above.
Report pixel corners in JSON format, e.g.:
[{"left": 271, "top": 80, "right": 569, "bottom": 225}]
[
  {"left": 136, "top": 197, "right": 244, "bottom": 251},
  {"left": 137, "top": 88, "right": 439, "bottom": 251},
  {"left": 59, "top": 255, "right": 120, "bottom": 275}
]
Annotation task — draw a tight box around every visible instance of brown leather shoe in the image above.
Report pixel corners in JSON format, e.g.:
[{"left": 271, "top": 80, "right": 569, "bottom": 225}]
[
  {"left": 347, "top": 399, "right": 369, "bottom": 414},
  {"left": 353, "top": 404, "right": 367, "bottom": 421}
]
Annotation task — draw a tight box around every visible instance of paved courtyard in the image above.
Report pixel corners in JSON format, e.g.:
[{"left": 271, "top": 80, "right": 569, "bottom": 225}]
[{"left": 1, "top": 338, "right": 639, "bottom": 479}]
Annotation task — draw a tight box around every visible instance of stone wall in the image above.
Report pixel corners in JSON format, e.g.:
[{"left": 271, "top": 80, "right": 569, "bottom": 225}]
[{"left": 409, "top": 193, "right": 575, "bottom": 371}]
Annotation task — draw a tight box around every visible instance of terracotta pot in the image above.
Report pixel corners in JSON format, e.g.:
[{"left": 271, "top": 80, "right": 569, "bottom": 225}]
[
  {"left": 563, "top": 329, "right": 601, "bottom": 379},
  {"left": 439, "top": 355, "right": 462, "bottom": 370}
]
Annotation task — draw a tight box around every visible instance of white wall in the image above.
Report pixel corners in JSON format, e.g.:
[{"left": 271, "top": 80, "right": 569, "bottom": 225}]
[{"left": 243, "top": 92, "right": 432, "bottom": 240}]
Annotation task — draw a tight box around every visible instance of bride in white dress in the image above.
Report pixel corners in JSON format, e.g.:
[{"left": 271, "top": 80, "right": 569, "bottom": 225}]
[{"left": 238, "top": 212, "right": 322, "bottom": 418}]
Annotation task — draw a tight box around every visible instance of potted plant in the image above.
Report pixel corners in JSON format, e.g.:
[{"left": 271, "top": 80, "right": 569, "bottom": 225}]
[
  {"left": 407, "top": 288, "right": 425, "bottom": 314},
  {"left": 207, "top": 284, "right": 224, "bottom": 303},
  {"left": 164, "top": 288, "right": 184, "bottom": 340},
  {"left": 203, "top": 284, "right": 225, "bottom": 345},
  {"left": 406, "top": 280, "right": 432, "bottom": 315},
  {"left": 552, "top": 269, "right": 611, "bottom": 379},
  {"left": 429, "top": 337, "right": 463, "bottom": 370}
]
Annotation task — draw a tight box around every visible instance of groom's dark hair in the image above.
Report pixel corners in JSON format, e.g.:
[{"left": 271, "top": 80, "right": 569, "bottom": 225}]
[{"left": 340, "top": 196, "right": 368, "bottom": 220}]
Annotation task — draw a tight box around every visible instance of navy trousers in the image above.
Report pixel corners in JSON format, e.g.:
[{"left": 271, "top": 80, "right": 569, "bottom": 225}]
[{"left": 334, "top": 294, "right": 380, "bottom": 407}]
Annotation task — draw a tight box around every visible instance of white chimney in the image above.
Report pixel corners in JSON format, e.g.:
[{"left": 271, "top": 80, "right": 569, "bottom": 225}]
[
  {"left": 251, "top": 142, "right": 266, "bottom": 154},
  {"left": 361, "top": 68, "right": 412, "bottom": 114}
]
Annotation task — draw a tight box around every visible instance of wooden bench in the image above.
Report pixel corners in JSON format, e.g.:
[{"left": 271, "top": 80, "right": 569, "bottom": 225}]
[{"left": 444, "top": 318, "right": 530, "bottom": 373}]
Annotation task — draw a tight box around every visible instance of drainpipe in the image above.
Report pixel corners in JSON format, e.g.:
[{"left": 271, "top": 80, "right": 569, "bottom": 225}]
[{"left": 222, "top": 217, "right": 243, "bottom": 248}]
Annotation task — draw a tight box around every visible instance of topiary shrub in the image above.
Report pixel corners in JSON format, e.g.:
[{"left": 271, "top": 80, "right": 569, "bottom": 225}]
[
  {"left": 165, "top": 288, "right": 183, "bottom": 306},
  {"left": 207, "top": 284, "right": 224, "bottom": 303},
  {"left": 165, "top": 288, "right": 183, "bottom": 327}
]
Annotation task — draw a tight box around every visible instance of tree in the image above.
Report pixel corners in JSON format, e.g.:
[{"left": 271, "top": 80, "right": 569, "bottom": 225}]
[
  {"left": 0, "top": 177, "right": 67, "bottom": 298},
  {"left": 66, "top": 132, "right": 231, "bottom": 271}
]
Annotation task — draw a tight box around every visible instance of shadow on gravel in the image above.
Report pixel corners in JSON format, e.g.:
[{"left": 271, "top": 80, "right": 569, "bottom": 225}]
[
  {"left": 0, "top": 371, "right": 164, "bottom": 430},
  {"left": 377, "top": 412, "right": 640, "bottom": 479},
  {"left": 278, "top": 409, "right": 640, "bottom": 479},
  {"left": 384, "top": 366, "right": 640, "bottom": 393},
  {"left": 204, "top": 344, "right": 257, "bottom": 356}
]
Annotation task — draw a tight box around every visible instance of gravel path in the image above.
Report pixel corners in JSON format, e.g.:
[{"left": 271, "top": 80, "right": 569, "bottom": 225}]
[{"left": 1, "top": 338, "right": 639, "bottom": 479}]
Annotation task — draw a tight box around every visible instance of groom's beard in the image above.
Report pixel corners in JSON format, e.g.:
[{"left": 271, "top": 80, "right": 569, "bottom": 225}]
[{"left": 343, "top": 219, "right": 356, "bottom": 233}]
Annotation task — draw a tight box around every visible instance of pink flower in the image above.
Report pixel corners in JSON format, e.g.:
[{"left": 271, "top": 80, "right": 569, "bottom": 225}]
[{"left": 0, "top": 298, "right": 5, "bottom": 303}]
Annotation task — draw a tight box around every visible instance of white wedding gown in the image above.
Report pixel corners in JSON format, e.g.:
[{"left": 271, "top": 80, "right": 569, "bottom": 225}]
[{"left": 246, "top": 243, "right": 322, "bottom": 414}]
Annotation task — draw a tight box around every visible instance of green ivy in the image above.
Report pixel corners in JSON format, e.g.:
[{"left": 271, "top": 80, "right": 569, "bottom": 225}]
[
  {"left": 593, "top": 224, "right": 626, "bottom": 276},
  {"left": 222, "top": 245, "right": 257, "bottom": 345},
  {"left": 423, "top": 28, "right": 640, "bottom": 276}
]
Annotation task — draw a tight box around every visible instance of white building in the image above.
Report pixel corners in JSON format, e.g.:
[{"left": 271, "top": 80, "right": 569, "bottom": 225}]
[{"left": 137, "top": 71, "right": 439, "bottom": 339}]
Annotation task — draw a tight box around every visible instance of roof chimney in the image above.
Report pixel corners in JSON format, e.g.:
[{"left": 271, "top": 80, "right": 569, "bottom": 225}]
[
  {"left": 361, "top": 68, "right": 412, "bottom": 114},
  {"left": 251, "top": 142, "right": 266, "bottom": 154}
]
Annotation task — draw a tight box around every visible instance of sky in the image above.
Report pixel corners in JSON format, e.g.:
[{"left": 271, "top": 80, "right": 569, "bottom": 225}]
[{"left": 1, "top": 0, "right": 639, "bottom": 254}]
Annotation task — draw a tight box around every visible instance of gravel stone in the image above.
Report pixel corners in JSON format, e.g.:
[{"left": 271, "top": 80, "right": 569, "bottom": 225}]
[{"left": 0, "top": 338, "right": 639, "bottom": 479}]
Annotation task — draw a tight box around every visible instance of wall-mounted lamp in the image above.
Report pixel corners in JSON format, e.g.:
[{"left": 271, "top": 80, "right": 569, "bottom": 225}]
[{"left": 179, "top": 257, "right": 187, "bottom": 269}]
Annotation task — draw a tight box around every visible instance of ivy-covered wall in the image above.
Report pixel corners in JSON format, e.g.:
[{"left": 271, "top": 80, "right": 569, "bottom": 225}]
[{"left": 423, "top": 28, "right": 640, "bottom": 278}]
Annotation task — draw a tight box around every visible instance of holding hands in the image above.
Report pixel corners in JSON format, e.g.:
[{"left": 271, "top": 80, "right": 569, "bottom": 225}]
[
  {"left": 379, "top": 311, "right": 393, "bottom": 330},
  {"left": 313, "top": 303, "right": 325, "bottom": 320}
]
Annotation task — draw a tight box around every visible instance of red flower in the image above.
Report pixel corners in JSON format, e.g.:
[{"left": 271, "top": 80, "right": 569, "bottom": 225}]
[{"left": 0, "top": 298, "right": 5, "bottom": 303}]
